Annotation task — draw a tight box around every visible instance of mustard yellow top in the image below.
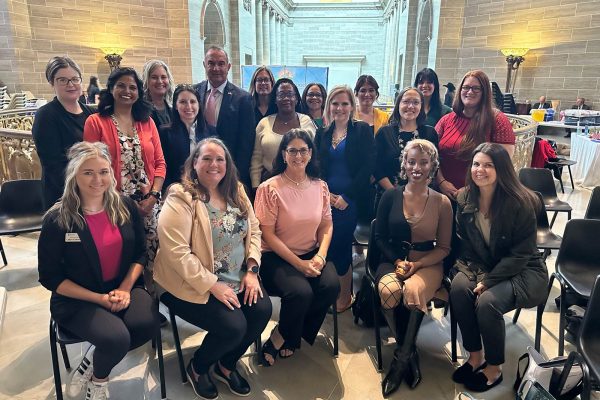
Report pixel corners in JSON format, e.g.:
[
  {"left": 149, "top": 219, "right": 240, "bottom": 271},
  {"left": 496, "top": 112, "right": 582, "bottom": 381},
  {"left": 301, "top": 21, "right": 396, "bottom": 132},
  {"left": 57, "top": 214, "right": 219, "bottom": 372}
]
[{"left": 355, "top": 107, "right": 390, "bottom": 136}]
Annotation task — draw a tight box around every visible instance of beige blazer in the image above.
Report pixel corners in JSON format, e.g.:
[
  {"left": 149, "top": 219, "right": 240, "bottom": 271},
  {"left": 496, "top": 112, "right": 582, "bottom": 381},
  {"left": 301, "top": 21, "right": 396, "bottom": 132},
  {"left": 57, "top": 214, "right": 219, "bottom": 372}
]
[{"left": 153, "top": 183, "right": 262, "bottom": 304}]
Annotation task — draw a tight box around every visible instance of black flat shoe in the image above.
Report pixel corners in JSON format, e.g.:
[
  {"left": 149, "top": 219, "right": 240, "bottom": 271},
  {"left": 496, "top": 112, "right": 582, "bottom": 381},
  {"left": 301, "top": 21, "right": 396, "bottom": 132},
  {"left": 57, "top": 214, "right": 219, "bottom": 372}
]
[
  {"left": 186, "top": 361, "right": 218, "bottom": 400},
  {"left": 211, "top": 364, "right": 251, "bottom": 397},
  {"left": 452, "top": 361, "right": 487, "bottom": 384},
  {"left": 405, "top": 350, "right": 421, "bottom": 389},
  {"left": 465, "top": 371, "right": 503, "bottom": 392}
]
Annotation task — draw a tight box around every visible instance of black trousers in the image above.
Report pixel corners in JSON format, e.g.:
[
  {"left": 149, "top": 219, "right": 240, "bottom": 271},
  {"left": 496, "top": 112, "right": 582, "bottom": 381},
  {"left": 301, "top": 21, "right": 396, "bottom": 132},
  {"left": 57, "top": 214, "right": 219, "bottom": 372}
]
[
  {"left": 161, "top": 284, "right": 271, "bottom": 374},
  {"left": 260, "top": 251, "right": 340, "bottom": 349},
  {"left": 450, "top": 272, "right": 517, "bottom": 365},
  {"left": 56, "top": 287, "right": 160, "bottom": 379}
]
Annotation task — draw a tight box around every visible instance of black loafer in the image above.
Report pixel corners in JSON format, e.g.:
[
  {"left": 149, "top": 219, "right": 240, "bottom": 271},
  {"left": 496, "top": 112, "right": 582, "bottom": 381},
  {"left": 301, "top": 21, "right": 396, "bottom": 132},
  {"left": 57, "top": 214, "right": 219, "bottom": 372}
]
[
  {"left": 186, "top": 361, "right": 218, "bottom": 400},
  {"left": 452, "top": 361, "right": 487, "bottom": 384},
  {"left": 465, "top": 371, "right": 503, "bottom": 392},
  {"left": 211, "top": 364, "right": 251, "bottom": 397}
]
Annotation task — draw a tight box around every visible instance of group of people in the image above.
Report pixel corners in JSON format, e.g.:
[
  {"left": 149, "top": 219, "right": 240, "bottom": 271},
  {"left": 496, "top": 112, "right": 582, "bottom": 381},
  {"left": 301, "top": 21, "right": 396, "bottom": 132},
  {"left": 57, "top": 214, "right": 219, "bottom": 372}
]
[{"left": 34, "top": 46, "right": 548, "bottom": 400}]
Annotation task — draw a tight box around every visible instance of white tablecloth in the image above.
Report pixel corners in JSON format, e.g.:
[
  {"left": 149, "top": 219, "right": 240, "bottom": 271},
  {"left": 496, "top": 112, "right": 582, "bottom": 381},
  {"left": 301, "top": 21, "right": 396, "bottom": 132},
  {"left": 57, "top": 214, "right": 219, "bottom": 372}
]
[{"left": 570, "top": 134, "right": 600, "bottom": 188}]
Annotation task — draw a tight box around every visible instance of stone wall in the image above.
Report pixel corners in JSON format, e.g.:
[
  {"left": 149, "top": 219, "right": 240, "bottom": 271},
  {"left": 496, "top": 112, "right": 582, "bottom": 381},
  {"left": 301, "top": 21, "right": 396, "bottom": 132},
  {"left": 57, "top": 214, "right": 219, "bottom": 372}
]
[{"left": 435, "top": 0, "right": 600, "bottom": 109}]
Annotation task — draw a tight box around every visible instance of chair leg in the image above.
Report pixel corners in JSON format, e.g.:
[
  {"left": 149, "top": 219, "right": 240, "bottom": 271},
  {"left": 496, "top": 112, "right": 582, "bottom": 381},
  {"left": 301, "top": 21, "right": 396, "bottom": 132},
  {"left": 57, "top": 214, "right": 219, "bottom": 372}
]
[
  {"left": 535, "top": 273, "right": 555, "bottom": 352},
  {"left": 567, "top": 166, "right": 575, "bottom": 190},
  {"left": 50, "top": 321, "right": 64, "bottom": 400},
  {"left": 558, "top": 281, "right": 567, "bottom": 356},
  {"left": 60, "top": 343, "right": 71, "bottom": 370},
  {"left": 512, "top": 308, "right": 522, "bottom": 324},
  {"left": 450, "top": 305, "right": 458, "bottom": 363},
  {"left": 0, "top": 238, "right": 7, "bottom": 266},
  {"left": 550, "top": 211, "right": 558, "bottom": 228},
  {"left": 168, "top": 307, "right": 187, "bottom": 383},
  {"left": 557, "top": 173, "right": 565, "bottom": 194},
  {"left": 371, "top": 286, "right": 382, "bottom": 371},
  {"left": 155, "top": 328, "right": 167, "bottom": 399},
  {"left": 332, "top": 303, "right": 339, "bottom": 357},
  {"left": 255, "top": 337, "right": 261, "bottom": 352}
]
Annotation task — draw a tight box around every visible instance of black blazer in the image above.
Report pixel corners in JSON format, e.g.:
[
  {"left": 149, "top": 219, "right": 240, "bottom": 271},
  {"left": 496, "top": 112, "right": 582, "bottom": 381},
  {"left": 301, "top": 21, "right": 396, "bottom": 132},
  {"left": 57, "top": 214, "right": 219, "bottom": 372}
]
[
  {"left": 38, "top": 197, "right": 146, "bottom": 321},
  {"left": 193, "top": 80, "right": 256, "bottom": 188},
  {"left": 314, "top": 120, "right": 375, "bottom": 203},
  {"left": 532, "top": 102, "right": 551, "bottom": 109},
  {"left": 32, "top": 98, "right": 94, "bottom": 210},
  {"left": 160, "top": 120, "right": 206, "bottom": 191}
]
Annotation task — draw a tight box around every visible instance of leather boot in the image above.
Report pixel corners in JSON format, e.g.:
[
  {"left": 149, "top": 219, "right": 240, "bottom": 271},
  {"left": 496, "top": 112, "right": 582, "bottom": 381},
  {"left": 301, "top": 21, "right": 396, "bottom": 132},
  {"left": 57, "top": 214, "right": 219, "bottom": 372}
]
[
  {"left": 381, "top": 309, "right": 425, "bottom": 397},
  {"left": 381, "top": 308, "right": 397, "bottom": 338}
]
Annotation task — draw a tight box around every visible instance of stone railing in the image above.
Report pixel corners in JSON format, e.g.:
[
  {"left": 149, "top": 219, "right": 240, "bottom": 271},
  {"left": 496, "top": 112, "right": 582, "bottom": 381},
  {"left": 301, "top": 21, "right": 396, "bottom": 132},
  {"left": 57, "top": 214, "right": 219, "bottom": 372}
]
[
  {"left": 0, "top": 108, "right": 41, "bottom": 182},
  {"left": 508, "top": 113, "right": 537, "bottom": 173}
]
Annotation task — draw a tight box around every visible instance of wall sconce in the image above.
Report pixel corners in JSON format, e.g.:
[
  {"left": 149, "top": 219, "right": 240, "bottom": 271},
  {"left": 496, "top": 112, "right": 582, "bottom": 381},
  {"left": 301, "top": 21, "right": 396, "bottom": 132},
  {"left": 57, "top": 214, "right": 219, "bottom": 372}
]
[
  {"left": 500, "top": 48, "right": 528, "bottom": 93},
  {"left": 101, "top": 47, "right": 126, "bottom": 71}
]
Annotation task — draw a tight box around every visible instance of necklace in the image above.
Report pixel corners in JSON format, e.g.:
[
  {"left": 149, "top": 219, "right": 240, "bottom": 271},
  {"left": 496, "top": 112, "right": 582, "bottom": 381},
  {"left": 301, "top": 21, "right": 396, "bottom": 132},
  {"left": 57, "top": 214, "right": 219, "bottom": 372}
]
[
  {"left": 83, "top": 207, "right": 104, "bottom": 214},
  {"left": 283, "top": 171, "right": 308, "bottom": 186},
  {"left": 277, "top": 113, "right": 296, "bottom": 125},
  {"left": 331, "top": 129, "right": 348, "bottom": 148}
]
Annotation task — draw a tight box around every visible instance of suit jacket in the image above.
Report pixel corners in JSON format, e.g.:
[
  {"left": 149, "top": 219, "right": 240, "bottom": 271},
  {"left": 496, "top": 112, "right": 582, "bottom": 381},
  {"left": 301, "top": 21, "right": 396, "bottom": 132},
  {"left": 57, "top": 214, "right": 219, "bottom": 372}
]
[
  {"left": 38, "top": 197, "right": 146, "bottom": 321},
  {"left": 193, "top": 80, "right": 255, "bottom": 188},
  {"left": 532, "top": 102, "right": 551, "bottom": 109},
  {"left": 314, "top": 120, "right": 375, "bottom": 203},
  {"left": 160, "top": 120, "right": 206, "bottom": 191},
  {"left": 571, "top": 104, "right": 590, "bottom": 110}
]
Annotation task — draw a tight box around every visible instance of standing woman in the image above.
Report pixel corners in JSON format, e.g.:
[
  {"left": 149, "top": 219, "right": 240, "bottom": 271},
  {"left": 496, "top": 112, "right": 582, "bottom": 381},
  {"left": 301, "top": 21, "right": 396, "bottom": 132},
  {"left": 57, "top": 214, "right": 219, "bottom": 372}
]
[
  {"left": 161, "top": 84, "right": 205, "bottom": 190},
  {"left": 375, "top": 140, "right": 452, "bottom": 396},
  {"left": 154, "top": 138, "right": 270, "bottom": 399},
  {"left": 84, "top": 67, "right": 166, "bottom": 269},
  {"left": 301, "top": 83, "right": 327, "bottom": 129},
  {"left": 450, "top": 143, "right": 547, "bottom": 392},
  {"left": 249, "top": 66, "right": 276, "bottom": 127},
  {"left": 250, "top": 78, "right": 315, "bottom": 190},
  {"left": 33, "top": 56, "right": 93, "bottom": 210},
  {"left": 143, "top": 59, "right": 175, "bottom": 134},
  {"left": 435, "top": 70, "right": 515, "bottom": 201},
  {"left": 315, "top": 85, "right": 375, "bottom": 312},
  {"left": 255, "top": 129, "right": 339, "bottom": 366},
  {"left": 38, "top": 142, "right": 159, "bottom": 400},
  {"left": 374, "top": 87, "right": 438, "bottom": 206},
  {"left": 354, "top": 75, "right": 389, "bottom": 135},
  {"left": 414, "top": 68, "right": 452, "bottom": 127},
  {"left": 87, "top": 76, "right": 101, "bottom": 104}
]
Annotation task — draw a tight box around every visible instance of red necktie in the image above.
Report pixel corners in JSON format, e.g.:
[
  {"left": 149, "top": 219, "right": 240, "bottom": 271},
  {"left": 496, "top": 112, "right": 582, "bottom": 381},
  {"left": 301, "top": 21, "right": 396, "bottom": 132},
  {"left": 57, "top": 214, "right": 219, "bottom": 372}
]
[{"left": 205, "top": 89, "right": 218, "bottom": 126}]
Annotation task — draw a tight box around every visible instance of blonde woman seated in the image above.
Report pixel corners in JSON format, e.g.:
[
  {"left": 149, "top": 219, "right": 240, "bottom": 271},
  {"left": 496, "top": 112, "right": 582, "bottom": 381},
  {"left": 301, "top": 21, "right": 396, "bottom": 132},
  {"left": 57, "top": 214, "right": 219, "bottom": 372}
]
[
  {"left": 154, "top": 138, "right": 271, "bottom": 399},
  {"left": 375, "top": 139, "right": 452, "bottom": 397}
]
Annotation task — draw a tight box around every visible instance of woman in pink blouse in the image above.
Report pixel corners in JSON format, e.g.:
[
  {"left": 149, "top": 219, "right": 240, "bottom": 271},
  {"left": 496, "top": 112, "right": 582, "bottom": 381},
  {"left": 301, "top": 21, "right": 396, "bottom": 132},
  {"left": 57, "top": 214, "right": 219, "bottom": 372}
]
[
  {"left": 254, "top": 128, "right": 339, "bottom": 366},
  {"left": 435, "top": 70, "right": 515, "bottom": 200}
]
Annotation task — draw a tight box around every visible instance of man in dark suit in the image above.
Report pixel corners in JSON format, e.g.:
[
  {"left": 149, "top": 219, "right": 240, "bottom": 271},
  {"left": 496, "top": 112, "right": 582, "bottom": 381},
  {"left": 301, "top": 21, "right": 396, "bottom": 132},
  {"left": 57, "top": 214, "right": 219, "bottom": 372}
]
[
  {"left": 565, "top": 97, "right": 591, "bottom": 138},
  {"left": 194, "top": 46, "right": 255, "bottom": 188},
  {"left": 532, "top": 95, "right": 551, "bottom": 110}
]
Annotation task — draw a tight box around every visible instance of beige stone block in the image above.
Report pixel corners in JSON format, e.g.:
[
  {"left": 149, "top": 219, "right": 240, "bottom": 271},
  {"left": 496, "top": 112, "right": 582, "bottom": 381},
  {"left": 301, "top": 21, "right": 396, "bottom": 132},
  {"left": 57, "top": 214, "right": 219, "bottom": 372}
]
[
  {"left": 29, "top": 5, "right": 62, "bottom": 18},
  {"left": 514, "top": 9, "right": 541, "bottom": 22},
  {"left": 29, "top": 16, "right": 48, "bottom": 28},
  {"left": 544, "top": 6, "right": 576, "bottom": 19},
  {"left": 463, "top": 36, "right": 487, "bottom": 48},
  {"left": 558, "top": 14, "right": 592, "bottom": 28},
  {"left": 63, "top": 8, "right": 91, "bottom": 21},
  {"left": 105, "top": 24, "right": 132, "bottom": 36},
  {"left": 28, "top": 0, "right": 47, "bottom": 5},
  {"left": 477, "top": 2, "right": 504, "bottom": 15},
  {"left": 464, "top": 14, "right": 490, "bottom": 27},
  {"left": 535, "top": 54, "right": 568, "bottom": 67},
  {"left": 168, "top": 27, "right": 189, "bottom": 39},
  {"left": 503, "top": 0, "right": 532, "bottom": 13},
  {"left": 527, "top": 19, "right": 558, "bottom": 31},
  {"left": 102, "top": 2, "right": 130, "bottom": 15},
  {"left": 156, "top": 47, "right": 173, "bottom": 58},
  {"left": 569, "top": 52, "right": 600, "bottom": 66},
  {"left": 564, "top": 77, "right": 597, "bottom": 89},
  {"left": 130, "top": 5, "right": 156, "bottom": 17},
  {"left": 130, "top": 26, "right": 156, "bottom": 38},
  {"left": 538, "top": 28, "right": 572, "bottom": 43},
  {"left": 550, "top": 65, "right": 582, "bottom": 77},
  {"left": 485, "top": 33, "right": 512, "bottom": 47},
  {"left": 141, "top": 16, "right": 166, "bottom": 27},
  {"left": 576, "top": 1, "right": 600, "bottom": 15},
  {"left": 533, "top": 77, "right": 565, "bottom": 89},
  {"left": 47, "top": 18, "right": 79, "bottom": 31},
  {"left": 572, "top": 26, "right": 600, "bottom": 41},
  {"left": 142, "top": 0, "right": 167, "bottom": 8},
  {"left": 440, "top": 38, "right": 462, "bottom": 48},
  {"left": 33, "top": 27, "right": 67, "bottom": 41},
  {"left": 9, "top": 12, "right": 31, "bottom": 27},
  {"left": 155, "top": 28, "right": 169, "bottom": 38},
  {"left": 592, "top": 14, "right": 600, "bottom": 27},
  {"left": 521, "top": 66, "right": 551, "bottom": 78},
  {"left": 131, "top": 46, "right": 157, "bottom": 56},
  {"left": 51, "top": 42, "right": 84, "bottom": 53}
]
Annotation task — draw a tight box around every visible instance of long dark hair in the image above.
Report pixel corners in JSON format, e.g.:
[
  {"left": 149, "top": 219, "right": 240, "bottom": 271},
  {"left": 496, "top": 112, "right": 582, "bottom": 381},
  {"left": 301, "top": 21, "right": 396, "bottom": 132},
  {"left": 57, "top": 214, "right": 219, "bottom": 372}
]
[
  {"left": 88, "top": 76, "right": 99, "bottom": 88},
  {"left": 249, "top": 66, "right": 275, "bottom": 101},
  {"left": 97, "top": 67, "right": 153, "bottom": 121},
  {"left": 271, "top": 129, "right": 320, "bottom": 179},
  {"left": 300, "top": 82, "right": 327, "bottom": 115},
  {"left": 354, "top": 74, "right": 380, "bottom": 98},
  {"left": 171, "top": 84, "right": 204, "bottom": 135},
  {"left": 414, "top": 68, "right": 442, "bottom": 116},
  {"left": 464, "top": 142, "right": 539, "bottom": 221},
  {"left": 453, "top": 70, "right": 497, "bottom": 160},
  {"left": 269, "top": 78, "right": 302, "bottom": 114},
  {"left": 180, "top": 137, "right": 249, "bottom": 216},
  {"left": 389, "top": 87, "right": 426, "bottom": 126}
]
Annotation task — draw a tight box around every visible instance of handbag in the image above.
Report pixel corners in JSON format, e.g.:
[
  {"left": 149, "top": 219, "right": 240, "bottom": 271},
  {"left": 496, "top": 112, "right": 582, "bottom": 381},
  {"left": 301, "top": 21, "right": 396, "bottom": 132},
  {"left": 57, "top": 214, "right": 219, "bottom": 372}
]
[
  {"left": 517, "top": 381, "right": 557, "bottom": 400},
  {"left": 514, "top": 346, "right": 583, "bottom": 400}
]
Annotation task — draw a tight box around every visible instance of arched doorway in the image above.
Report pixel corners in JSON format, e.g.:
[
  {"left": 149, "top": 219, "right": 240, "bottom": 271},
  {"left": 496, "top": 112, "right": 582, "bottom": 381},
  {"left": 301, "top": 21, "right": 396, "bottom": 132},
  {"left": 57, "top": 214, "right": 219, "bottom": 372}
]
[
  {"left": 202, "top": 0, "right": 226, "bottom": 53},
  {"left": 415, "top": 0, "right": 433, "bottom": 74}
]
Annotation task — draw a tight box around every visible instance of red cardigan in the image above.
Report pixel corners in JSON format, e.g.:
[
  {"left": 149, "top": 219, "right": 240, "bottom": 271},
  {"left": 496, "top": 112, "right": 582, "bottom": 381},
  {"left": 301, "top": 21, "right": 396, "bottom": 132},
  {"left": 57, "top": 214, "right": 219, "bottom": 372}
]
[{"left": 83, "top": 114, "right": 166, "bottom": 191}]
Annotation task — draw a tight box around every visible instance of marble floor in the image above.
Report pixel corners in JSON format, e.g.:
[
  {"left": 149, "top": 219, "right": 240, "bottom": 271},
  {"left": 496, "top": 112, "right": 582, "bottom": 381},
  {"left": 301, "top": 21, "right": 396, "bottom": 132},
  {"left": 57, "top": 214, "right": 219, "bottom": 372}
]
[{"left": 0, "top": 130, "right": 596, "bottom": 400}]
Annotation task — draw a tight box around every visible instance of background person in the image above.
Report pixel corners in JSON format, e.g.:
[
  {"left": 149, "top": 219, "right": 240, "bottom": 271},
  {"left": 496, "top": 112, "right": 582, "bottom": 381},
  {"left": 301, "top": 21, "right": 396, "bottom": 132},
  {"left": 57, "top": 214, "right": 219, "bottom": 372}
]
[
  {"left": 86, "top": 76, "right": 100, "bottom": 104},
  {"left": 354, "top": 75, "right": 389, "bottom": 135},
  {"left": 32, "top": 56, "right": 93, "bottom": 210},
  {"left": 301, "top": 83, "right": 327, "bottom": 129},
  {"left": 414, "top": 68, "right": 452, "bottom": 127},
  {"left": 443, "top": 82, "right": 456, "bottom": 107},
  {"left": 38, "top": 141, "right": 159, "bottom": 400},
  {"left": 154, "top": 138, "right": 270, "bottom": 399},
  {"left": 532, "top": 95, "right": 551, "bottom": 110},
  {"left": 249, "top": 66, "right": 276, "bottom": 127}
]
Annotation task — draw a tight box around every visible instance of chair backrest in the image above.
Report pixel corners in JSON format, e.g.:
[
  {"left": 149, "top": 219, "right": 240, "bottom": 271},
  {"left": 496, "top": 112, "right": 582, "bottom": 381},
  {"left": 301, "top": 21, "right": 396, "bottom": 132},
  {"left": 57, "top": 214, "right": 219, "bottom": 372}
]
[
  {"left": 584, "top": 186, "right": 600, "bottom": 220},
  {"left": 556, "top": 219, "right": 600, "bottom": 277},
  {"left": 0, "top": 179, "right": 44, "bottom": 214},
  {"left": 366, "top": 219, "right": 380, "bottom": 277},
  {"left": 578, "top": 274, "right": 600, "bottom": 379},
  {"left": 534, "top": 191, "right": 551, "bottom": 230},
  {"left": 519, "top": 168, "right": 559, "bottom": 199}
]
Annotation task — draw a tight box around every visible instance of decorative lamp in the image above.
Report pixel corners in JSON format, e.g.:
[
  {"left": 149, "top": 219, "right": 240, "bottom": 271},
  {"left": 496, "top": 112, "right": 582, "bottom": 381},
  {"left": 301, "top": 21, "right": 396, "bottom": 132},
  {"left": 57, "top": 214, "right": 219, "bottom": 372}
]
[
  {"left": 101, "top": 47, "right": 126, "bottom": 71},
  {"left": 500, "top": 48, "right": 529, "bottom": 93}
]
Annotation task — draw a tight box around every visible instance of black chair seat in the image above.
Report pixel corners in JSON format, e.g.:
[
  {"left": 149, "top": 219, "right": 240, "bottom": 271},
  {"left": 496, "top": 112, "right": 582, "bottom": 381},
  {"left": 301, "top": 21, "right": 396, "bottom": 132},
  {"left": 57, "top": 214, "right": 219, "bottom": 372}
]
[
  {"left": 547, "top": 159, "right": 577, "bottom": 168},
  {"left": 559, "top": 263, "right": 599, "bottom": 298},
  {"left": 0, "top": 214, "right": 43, "bottom": 234},
  {"left": 353, "top": 222, "right": 370, "bottom": 247},
  {"left": 537, "top": 230, "right": 562, "bottom": 250},
  {"left": 543, "top": 197, "right": 572, "bottom": 212}
]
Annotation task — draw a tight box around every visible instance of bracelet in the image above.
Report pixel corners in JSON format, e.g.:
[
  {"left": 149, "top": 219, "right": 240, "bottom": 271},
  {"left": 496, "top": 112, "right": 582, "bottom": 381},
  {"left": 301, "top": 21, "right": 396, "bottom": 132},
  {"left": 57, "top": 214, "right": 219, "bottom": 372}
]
[
  {"left": 439, "top": 179, "right": 447, "bottom": 185},
  {"left": 315, "top": 254, "right": 326, "bottom": 264}
]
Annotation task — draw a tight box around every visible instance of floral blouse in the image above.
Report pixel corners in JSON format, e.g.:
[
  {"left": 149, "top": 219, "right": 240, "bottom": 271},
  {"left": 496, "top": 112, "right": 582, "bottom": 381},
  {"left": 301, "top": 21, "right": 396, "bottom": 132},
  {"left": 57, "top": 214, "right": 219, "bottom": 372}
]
[{"left": 207, "top": 202, "right": 248, "bottom": 292}]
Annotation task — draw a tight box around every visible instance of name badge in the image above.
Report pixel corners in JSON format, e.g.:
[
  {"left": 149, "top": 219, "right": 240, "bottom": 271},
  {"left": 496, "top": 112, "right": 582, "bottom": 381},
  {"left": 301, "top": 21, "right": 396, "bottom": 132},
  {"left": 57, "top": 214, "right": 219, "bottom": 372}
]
[{"left": 65, "top": 233, "right": 81, "bottom": 243}]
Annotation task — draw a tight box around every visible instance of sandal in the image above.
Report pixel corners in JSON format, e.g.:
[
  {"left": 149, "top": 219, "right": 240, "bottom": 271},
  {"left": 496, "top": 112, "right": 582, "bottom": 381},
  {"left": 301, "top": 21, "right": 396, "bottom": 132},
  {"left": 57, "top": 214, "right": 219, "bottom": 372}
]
[
  {"left": 260, "top": 338, "right": 279, "bottom": 367},
  {"left": 278, "top": 342, "right": 295, "bottom": 359}
]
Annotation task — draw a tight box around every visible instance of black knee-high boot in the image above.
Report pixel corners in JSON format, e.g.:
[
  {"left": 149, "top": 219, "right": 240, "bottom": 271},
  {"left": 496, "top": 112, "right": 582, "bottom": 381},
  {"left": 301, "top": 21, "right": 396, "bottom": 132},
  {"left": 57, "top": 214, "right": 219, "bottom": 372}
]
[{"left": 381, "top": 309, "right": 425, "bottom": 397}]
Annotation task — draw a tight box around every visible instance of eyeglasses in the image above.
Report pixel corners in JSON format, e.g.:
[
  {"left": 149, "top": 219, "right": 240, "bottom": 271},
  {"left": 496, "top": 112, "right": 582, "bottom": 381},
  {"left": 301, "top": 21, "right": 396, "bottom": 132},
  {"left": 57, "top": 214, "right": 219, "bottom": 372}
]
[
  {"left": 461, "top": 85, "right": 482, "bottom": 93},
  {"left": 55, "top": 77, "right": 82, "bottom": 86},
  {"left": 276, "top": 92, "right": 296, "bottom": 100},
  {"left": 400, "top": 99, "right": 421, "bottom": 107},
  {"left": 256, "top": 78, "right": 271, "bottom": 84},
  {"left": 306, "top": 92, "right": 322, "bottom": 98},
  {"left": 285, "top": 147, "right": 309, "bottom": 157}
]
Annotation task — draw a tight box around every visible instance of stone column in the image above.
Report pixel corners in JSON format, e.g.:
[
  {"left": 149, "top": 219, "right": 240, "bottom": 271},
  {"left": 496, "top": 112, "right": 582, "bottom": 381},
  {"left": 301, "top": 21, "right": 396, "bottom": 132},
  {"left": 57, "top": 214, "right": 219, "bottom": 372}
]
[
  {"left": 275, "top": 16, "right": 281, "bottom": 64},
  {"left": 262, "top": 3, "right": 270, "bottom": 64},
  {"left": 279, "top": 18, "right": 285, "bottom": 65},
  {"left": 391, "top": 3, "right": 400, "bottom": 87},
  {"left": 255, "top": 0, "right": 263, "bottom": 65},
  {"left": 382, "top": 15, "right": 392, "bottom": 98},
  {"left": 269, "top": 10, "right": 276, "bottom": 66},
  {"left": 282, "top": 21, "right": 287, "bottom": 64}
]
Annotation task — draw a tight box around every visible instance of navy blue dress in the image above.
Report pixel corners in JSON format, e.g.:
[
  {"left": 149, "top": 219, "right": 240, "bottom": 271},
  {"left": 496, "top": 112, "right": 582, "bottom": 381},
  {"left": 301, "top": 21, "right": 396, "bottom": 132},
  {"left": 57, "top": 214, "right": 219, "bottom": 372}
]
[{"left": 326, "top": 139, "right": 357, "bottom": 275}]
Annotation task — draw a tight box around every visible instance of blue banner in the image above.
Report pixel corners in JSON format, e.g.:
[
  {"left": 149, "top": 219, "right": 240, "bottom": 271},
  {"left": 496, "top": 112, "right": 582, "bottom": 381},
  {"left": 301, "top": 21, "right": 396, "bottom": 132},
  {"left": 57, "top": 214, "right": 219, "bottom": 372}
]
[{"left": 241, "top": 66, "right": 329, "bottom": 93}]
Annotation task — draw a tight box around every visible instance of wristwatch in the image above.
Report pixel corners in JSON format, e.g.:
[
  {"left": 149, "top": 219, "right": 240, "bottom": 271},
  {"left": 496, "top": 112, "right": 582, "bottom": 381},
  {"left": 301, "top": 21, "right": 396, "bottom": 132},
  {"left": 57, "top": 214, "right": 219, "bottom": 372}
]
[
  {"left": 247, "top": 265, "right": 259, "bottom": 274},
  {"left": 147, "top": 190, "right": 162, "bottom": 201}
]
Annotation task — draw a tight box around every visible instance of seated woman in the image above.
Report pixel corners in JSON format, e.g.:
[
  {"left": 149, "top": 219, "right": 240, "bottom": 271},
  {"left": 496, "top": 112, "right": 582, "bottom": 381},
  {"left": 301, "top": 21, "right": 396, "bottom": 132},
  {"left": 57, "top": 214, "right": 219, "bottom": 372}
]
[
  {"left": 254, "top": 129, "right": 339, "bottom": 366},
  {"left": 154, "top": 138, "right": 271, "bottom": 399},
  {"left": 38, "top": 142, "right": 159, "bottom": 400},
  {"left": 450, "top": 143, "right": 548, "bottom": 393},
  {"left": 375, "top": 139, "right": 452, "bottom": 397}
]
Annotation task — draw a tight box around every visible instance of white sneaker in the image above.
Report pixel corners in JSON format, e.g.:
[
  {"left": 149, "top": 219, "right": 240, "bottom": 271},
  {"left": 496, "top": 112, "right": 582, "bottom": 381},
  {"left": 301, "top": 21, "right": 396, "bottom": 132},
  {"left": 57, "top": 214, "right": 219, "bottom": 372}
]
[
  {"left": 85, "top": 380, "right": 109, "bottom": 400},
  {"left": 67, "top": 345, "right": 94, "bottom": 397}
]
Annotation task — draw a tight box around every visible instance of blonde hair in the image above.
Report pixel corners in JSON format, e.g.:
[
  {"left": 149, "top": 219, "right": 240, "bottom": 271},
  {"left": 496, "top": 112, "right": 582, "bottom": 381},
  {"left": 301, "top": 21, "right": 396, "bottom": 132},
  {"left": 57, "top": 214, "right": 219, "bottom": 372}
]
[
  {"left": 49, "top": 142, "right": 130, "bottom": 230},
  {"left": 142, "top": 59, "right": 175, "bottom": 106},
  {"left": 399, "top": 139, "right": 439, "bottom": 180},
  {"left": 323, "top": 85, "right": 356, "bottom": 127}
]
